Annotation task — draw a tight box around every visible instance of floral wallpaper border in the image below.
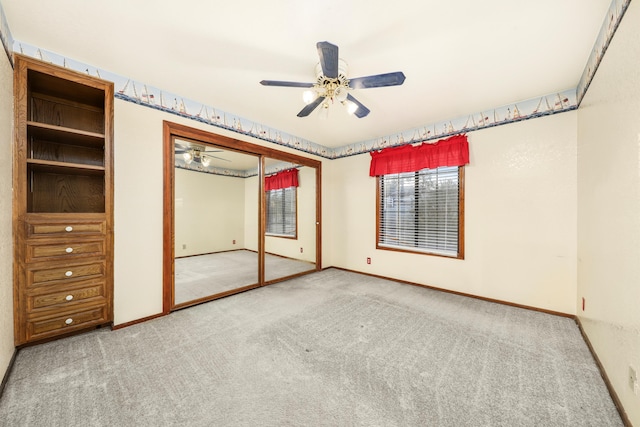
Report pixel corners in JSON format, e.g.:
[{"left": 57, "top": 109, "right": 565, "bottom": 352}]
[
  {"left": 0, "top": 1, "right": 13, "bottom": 65},
  {"left": 577, "top": 0, "right": 631, "bottom": 104},
  {"left": 0, "top": 0, "right": 631, "bottom": 163}
]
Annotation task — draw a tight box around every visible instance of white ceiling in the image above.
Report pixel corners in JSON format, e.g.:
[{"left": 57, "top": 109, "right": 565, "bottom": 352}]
[{"left": 2, "top": 0, "right": 612, "bottom": 149}]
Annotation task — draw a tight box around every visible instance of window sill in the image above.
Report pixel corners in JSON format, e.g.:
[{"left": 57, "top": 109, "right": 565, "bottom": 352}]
[{"left": 377, "top": 243, "right": 463, "bottom": 260}]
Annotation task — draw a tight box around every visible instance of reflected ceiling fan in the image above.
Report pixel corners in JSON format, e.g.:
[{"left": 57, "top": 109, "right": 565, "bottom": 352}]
[
  {"left": 175, "top": 143, "right": 230, "bottom": 167},
  {"left": 260, "top": 41, "right": 405, "bottom": 118}
]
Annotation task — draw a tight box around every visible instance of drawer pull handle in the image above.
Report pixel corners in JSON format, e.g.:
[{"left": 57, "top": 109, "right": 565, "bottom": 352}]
[
  {"left": 66, "top": 247, "right": 73, "bottom": 253},
  {"left": 65, "top": 226, "right": 73, "bottom": 232},
  {"left": 65, "top": 318, "right": 73, "bottom": 325},
  {"left": 65, "top": 295, "right": 74, "bottom": 301},
  {"left": 65, "top": 271, "right": 73, "bottom": 277}
]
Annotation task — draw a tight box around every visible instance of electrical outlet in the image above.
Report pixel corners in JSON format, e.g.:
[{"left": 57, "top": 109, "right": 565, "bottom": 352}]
[
  {"left": 300, "top": 247, "right": 303, "bottom": 253},
  {"left": 629, "top": 366, "right": 637, "bottom": 391},
  {"left": 182, "top": 244, "right": 186, "bottom": 249},
  {"left": 233, "top": 240, "right": 236, "bottom": 244},
  {"left": 366, "top": 257, "right": 371, "bottom": 264}
]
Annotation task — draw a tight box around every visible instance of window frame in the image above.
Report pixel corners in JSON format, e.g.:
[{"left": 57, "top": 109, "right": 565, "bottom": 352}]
[
  {"left": 376, "top": 166, "right": 465, "bottom": 259},
  {"left": 265, "top": 186, "right": 298, "bottom": 239}
]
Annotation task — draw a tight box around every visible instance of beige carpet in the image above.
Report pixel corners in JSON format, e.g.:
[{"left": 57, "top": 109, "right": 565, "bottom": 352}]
[{"left": 0, "top": 269, "right": 623, "bottom": 426}]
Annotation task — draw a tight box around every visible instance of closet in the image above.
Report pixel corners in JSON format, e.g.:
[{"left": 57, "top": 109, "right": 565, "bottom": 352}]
[
  {"left": 13, "top": 55, "right": 114, "bottom": 345},
  {"left": 163, "top": 121, "right": 321, "bottom": 311}
]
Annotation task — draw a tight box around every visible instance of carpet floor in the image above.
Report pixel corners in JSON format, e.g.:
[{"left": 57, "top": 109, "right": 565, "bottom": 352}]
[
  {"left": 175, "top": 250, "right": 315, "bottom": 304},
  {"left": 0, "top": 269, "right": 623, "bottom": 426}
]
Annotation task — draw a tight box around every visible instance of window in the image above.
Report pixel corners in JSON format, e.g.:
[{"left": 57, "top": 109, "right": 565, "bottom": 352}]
[
  {"left": 266, "top": 187, "right": 297, "bottom": 238},
  {"left": 377, "top": 166, "right": 463, "bottom": 258}
]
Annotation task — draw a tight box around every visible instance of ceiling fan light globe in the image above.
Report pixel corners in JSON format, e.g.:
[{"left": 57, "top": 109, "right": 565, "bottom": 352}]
[
  {"left": 201, "top": 156, "right": 211, "bottom": 167},
  {"left": 183, "top": 152, "right": 193, "bottom": 164},
  {"left": 302, "top": 90, "right": 316, "bottom": 105},
  {"left": 334, "top": 86, "right": 348, "bottom": 102}
]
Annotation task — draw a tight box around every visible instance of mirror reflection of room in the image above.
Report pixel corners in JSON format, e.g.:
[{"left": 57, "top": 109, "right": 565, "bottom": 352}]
[
  {"left": 263, "top": 160, "right": 316, "bottom": 283},
  {"left": 173, "top": 139, "right": 259, "bottom": 305}
]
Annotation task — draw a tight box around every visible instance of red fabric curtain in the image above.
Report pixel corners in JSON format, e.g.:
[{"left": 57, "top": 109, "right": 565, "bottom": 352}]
[
  {"left": 265, "top": 168, "right": 299, "bottom": 191},
  {"left": 369, "top": 134, "right": 469, "bottom": 176}
]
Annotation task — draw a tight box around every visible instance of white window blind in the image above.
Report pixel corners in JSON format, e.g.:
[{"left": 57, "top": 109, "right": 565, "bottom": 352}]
[
  {"left": 266, "top": 187, "right": 296, "bottom": 237},
  {"left": 378, "top": 166, "right": 460, "bottom": 257}
]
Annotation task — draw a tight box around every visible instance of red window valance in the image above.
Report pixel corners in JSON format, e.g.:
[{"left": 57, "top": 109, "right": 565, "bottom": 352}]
[
  {"left": 265, "top": 168, "right": 299, "bottom": 191},
  {"left": 369, "top": 134, "right": 469, "bottom": 176}
]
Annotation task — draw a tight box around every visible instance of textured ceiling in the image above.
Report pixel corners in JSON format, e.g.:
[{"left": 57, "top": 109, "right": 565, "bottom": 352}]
[{"left": 2, "top": 0, "right": 612, "bottom": 148}]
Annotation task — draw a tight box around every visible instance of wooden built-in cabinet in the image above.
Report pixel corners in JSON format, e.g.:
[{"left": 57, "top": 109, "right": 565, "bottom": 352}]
[{"left": 13, "top": 54, "right": 114, "bottom": 346}]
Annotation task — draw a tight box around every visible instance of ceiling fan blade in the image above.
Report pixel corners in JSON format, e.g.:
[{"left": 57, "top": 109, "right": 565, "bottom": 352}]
[
  {"left": 349, "top": 72, "right": 406, "bottom": 90},
  {"left": 260, "top": 80, "right": 314, "bottom": 88},
  {"left": 175, "top": 149, "right": 187, "bottom": 154},
  {"left": 346, "top": 94, "right": 370, "bottom": 118},
  {"left": 317, "top": 41, "right": 339, "bottom": 78},
  {"left": 297, "top": 96, "right": 326, "bottom": 117}
]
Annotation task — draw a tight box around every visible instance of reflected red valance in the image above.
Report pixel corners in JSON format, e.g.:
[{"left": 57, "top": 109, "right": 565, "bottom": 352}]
[
  {"left": 265, "top": 168, "right": 299, "bottom": 191},
  {"left": 369, "top": 134, "right": 469, "bottom": 176}
]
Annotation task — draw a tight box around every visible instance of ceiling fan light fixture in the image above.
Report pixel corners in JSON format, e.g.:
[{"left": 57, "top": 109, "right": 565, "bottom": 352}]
[
  {"left": 334, "top": 86, "right": 348, "bottom": 102},
  {"left": 302, "top": 90, "right": 316, "bottom": 105},
  {"left": 201, "top": 156, "right": 211, "bottom": 167},
  {"left": 183, "top": 151, "right": 193, "bottom": 164}
]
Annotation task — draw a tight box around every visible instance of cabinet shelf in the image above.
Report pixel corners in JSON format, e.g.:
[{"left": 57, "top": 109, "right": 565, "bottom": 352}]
[
  {"left": 27, "top": 159, "right": 105, "bottom": 175},
  {"left": 27, "top": 121, "right": 105, "bottom": 147}
]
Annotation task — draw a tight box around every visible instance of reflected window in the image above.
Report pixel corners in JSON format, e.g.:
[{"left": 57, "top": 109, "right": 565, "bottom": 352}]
[{"left": 266, "top": 187, "right": 297, "bottom": 238}]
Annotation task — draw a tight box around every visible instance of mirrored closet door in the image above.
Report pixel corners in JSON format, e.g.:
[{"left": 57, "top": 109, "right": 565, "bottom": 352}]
[
  {"left": 173, "top": 141, "right": 260, "bottom": 306},
  {"left": 163, "top": 121, "right": 321, "bottom": 312},
  {"left": 263, "top": 158, "right": 317, "bottom": 283}
]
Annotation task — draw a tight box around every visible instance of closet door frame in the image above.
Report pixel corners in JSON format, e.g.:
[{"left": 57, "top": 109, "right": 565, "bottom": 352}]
[{"left": 162, "top": 121, "right": 322, "bottom": 313}]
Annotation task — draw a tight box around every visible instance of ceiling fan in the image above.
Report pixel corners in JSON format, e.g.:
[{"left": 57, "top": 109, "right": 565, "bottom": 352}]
[
  {"left": 260, "top": 41, "right": 406, "bottom": 118},
  {"left": 175, "top": 143, "right": 229, "bottom": 167}
]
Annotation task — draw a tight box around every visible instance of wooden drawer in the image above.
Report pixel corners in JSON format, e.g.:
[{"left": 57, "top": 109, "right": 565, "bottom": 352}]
[
  {"left": 26, "top": 239, "right": 105, "bottom": 262},
  {"left": 26, "top": 218, "right": 106, "bottom": 238},
  {"left": 27, "top": 281, "right": 105, "bottom": 311},
  {"left": 26, "top": 305, "right": 108, "bottom": 341},
  {"left": 27, "top": 260, "right": 105, "bottom": 287}
]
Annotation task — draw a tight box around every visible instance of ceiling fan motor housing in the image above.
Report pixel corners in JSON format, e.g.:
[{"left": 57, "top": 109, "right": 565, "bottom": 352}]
[
  {"left": 315, "top": 59, "right": 348, "bottom": 86},
  {"left": 314, "top": 59, "right": 349, "bottom": 99}
]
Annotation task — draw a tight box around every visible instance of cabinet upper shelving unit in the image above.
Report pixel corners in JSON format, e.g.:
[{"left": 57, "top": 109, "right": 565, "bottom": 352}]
[{"left": 17, "top": 60, "right": 112, "bottom": 214}]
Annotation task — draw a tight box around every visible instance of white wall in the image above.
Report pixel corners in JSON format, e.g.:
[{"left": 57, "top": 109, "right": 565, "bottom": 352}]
[
  {"left": 325, "top": 111, "right": 578, "bottom": 314},
  {"left": 113, "top": 101, "right": 165, "bottom": 324},
  {"left": 0, "top": 51, "right": 14, "bottom": 378},
  {"left": 175, "top": 168, "right": 246, "bottom": 257},
  {"left": 577, "top": 1, "right": 640, "bottom": 424}
]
